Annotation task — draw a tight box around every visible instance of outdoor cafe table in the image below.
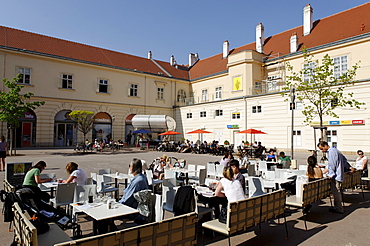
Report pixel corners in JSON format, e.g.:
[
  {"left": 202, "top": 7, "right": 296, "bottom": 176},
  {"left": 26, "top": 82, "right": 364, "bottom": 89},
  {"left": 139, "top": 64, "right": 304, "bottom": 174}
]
[
  {"left": 71, "top": 202, "right": 138, "bottom": 235},
  {"left": 103, "top": 173, "right": 131, "bottom": 200},
  {"left": 41, "top": 181, "right": 58, "bottom": 198}
]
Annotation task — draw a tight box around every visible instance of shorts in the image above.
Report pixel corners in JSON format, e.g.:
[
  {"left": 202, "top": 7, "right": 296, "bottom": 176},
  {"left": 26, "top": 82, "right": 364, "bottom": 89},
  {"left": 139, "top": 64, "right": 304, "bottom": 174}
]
[{"left": 0, "top": 151, "right": 6, "bottom": 158}]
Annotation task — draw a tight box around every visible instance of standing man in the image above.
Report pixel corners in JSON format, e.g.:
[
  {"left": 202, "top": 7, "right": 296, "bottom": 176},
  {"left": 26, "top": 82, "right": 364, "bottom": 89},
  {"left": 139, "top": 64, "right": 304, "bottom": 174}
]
[{"left": 317, "top": 141, "right": 345, "bottom": 214}]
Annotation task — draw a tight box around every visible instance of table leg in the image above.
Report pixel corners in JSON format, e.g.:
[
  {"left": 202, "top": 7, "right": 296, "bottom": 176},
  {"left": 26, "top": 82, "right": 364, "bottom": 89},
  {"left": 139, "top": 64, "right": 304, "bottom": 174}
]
[
  {"left": 115, "top": 178, "right": 119, "bottom": 202},
  {"left": 50, "top": 187, "right": 55, "bottom": 198}
]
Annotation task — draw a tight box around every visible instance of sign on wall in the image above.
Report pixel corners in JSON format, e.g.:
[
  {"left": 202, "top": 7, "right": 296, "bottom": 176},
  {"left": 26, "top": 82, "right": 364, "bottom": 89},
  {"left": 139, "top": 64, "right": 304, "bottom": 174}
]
[{"left": 233, "top": 76, "right": 242, "bottom": 91}]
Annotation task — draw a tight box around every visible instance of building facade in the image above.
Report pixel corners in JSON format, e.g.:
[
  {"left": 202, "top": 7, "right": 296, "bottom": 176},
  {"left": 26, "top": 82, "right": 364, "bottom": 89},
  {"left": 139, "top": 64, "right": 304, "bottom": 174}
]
[{"left": 1, "top": 3, "right": 370, "bottom": 153}]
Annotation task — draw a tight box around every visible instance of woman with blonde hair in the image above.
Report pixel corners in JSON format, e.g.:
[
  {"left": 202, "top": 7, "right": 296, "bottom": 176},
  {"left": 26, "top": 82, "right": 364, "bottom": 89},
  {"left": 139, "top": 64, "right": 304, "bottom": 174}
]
[
  {"left": 215, "top": 166, "right": 245, "bottom": 202},
  {"left": 59, "top": 162, "right": 87, "bottom": 186}
]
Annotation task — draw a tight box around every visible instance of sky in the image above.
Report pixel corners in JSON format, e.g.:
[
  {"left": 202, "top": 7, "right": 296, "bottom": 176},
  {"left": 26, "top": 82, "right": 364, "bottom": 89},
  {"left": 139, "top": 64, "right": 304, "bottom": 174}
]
[{"left": 1, "top": 0, "right": 369, "bottom": 65}]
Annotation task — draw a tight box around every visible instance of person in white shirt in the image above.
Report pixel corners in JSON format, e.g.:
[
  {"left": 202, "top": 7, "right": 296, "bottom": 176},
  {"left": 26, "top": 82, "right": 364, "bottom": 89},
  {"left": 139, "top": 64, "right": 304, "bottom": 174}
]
[
  {"left": 215, "top": 166, "right": 245, "bottom": 203},
  {"left": 60, "top": 162, "right": 87, "bottom": 186},
  {"left": 354, "top": 150, "right": 368, "bottom": 177}
]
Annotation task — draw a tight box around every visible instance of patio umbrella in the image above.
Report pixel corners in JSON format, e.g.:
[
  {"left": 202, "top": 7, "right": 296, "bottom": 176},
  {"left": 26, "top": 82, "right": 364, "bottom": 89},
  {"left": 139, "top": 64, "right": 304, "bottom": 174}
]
[
  {"left": 186, "top": 129, "right": 212, "bottom": 134},
  {"left": 186, "top": 129, "right": 212, "bottom": 142},
  {"left": 237, "top": 128, "right": 267, "bottom": 144},
  {"left": 132, "top": 129, "right": 152, "bottom": 134},
  {"left": 158, "top": 131, "right": 182, "bottom": 136}
]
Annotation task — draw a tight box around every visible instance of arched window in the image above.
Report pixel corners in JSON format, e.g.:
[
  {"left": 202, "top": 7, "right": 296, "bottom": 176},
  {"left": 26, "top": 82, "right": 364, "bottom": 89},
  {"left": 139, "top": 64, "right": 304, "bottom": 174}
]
[{"left": 177, "top": 89, "right": 186, "bottom": 102}]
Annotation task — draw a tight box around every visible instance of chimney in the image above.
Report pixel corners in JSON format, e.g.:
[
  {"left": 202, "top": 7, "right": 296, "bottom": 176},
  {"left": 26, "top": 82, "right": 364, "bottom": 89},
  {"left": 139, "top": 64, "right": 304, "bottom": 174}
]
[
  {"left": 223, "top": 40, "right": 229, "bottom": 59},
  {"left": 290, "top": 33, "right": 298, "bottom": 53},
  {"left": 256, "top": 23, "right": 264, "bottom": 53},
  {"left": 170, "top": 55, "right": 176, "bottom": 66},
  {"left": 303, "top": 4, "right": 313, "bottom": 36},
  {"left": 147, "top": 51, "right": 152, "bottom": 59},
  {"left": 189, "top": 53, "right": 199, "bottom": 67}
]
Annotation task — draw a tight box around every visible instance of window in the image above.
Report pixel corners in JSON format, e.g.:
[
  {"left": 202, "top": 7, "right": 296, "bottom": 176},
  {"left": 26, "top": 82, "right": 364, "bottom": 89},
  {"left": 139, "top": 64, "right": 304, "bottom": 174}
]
[
  {"left": 157, "top": 87, "right": 164, "bottom": 99},
  {"left": 62, "top": 74, "right": 73, "bottom": 89},
  {"left": 252, "top": 106, "right": 262, "bottom": 113},
  {"left": 215, "top": 109, "right": 223, "bottom": 116},
  {"left": 201, "top": 89, "right": 208, "bottom": 101},
  {"left": 187, "top": 113, "right": 193, "bottom": 119},
  {"left": 129, "top": 84, "right": 138, "bottom": 97},
  {"left": 293, "top": 130, "right": 302, "bottom": 147},
  {"left": 215, "top": 87, "right": 222, "bottom": 100},
  {"left": 232, "top": 112, "right": 240, "bottom": 119},
  {"left": 200, "top": 111, "right": 206, "bottom": 118},
  {"left": 177, "top": 89, "right": 186, "bottom": 102},
  {"left": 98, "top": 79, "right": 109, "bottom": 93},
  {"left": 303, "top": 62, "right": 315, "bottom": 82},
  {"left": 18, "top": 67, "right": 31, "bottom": 84},
  {"left": 334, "top": 55, "right": 348, "bottom": 79},
  {"left": 267, "top": 81, "right": 277, "bottom": 92}
]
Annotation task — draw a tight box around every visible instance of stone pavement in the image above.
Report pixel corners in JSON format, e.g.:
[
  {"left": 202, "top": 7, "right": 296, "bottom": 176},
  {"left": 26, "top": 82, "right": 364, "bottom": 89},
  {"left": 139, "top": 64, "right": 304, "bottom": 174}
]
[{"left": 0, "top": 147, "right": 366, "bottom": 245}]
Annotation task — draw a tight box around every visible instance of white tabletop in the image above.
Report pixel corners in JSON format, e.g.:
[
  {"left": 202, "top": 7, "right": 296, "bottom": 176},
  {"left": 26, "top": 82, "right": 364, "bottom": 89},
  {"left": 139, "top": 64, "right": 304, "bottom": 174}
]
[
  {"left": 41, "top": 181, "right": 58, "bottom": 188},
  {"left": 196, "top": 186, "right": 215, "bottom": 198},
  {"left": 103, "top": 173, "right": 131, "bottom": 180},
  {"left": 71, "top": 202, "right": 138, "bottom": 221}
]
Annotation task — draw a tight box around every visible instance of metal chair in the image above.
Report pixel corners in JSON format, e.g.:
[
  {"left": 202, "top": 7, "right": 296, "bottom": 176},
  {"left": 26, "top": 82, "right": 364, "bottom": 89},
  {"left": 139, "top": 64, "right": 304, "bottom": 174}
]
[
  {"left": 50, "top": 182, "right": 77, "bottom": 212},
  {"left": 96, "top": 174, "right": 118, "bottom": 198},
  {"left": 162, "top": 178, "right": 178, "bottom": 219}
]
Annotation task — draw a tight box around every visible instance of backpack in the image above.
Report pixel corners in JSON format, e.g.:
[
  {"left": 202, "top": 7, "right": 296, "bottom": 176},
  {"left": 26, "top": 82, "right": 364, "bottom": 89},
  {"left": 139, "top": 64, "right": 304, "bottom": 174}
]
[{"left": 1, "top": 190, "right": 18, "bottom": 223}]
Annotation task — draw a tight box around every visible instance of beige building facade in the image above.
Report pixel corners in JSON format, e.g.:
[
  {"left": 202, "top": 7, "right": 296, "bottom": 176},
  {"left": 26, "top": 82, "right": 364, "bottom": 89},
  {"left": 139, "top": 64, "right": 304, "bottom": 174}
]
[{"left": 1, "top": 3, "right": 370, "bottom": 153}]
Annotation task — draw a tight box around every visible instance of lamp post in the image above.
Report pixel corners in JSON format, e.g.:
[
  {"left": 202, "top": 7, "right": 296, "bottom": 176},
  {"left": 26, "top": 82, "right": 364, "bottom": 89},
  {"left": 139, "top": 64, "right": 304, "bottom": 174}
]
[{"left": 290, "top": 87, "right": 296, "bottom": 160}]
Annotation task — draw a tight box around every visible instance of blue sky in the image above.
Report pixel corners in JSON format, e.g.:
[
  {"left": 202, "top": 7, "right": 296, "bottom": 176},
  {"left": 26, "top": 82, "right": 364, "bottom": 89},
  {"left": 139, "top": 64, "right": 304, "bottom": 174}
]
[{"left": 1, "top": 0, "right": 369, "bottom": 65}]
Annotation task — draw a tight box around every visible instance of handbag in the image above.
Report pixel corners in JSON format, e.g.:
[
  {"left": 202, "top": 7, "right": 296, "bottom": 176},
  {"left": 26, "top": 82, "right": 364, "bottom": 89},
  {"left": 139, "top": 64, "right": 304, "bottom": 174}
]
[{"left": 218, "top": 207, "right": 227, "bottom": 224}]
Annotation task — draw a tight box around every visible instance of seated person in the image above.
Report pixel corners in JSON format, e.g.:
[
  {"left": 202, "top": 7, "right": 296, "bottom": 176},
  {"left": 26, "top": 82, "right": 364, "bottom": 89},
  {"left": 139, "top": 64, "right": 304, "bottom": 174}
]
[
  {"left": 306, "top": 155, "right": 324, "bottom": 182},
  {"left": 119, "top": 158, "right": 149, "bottom": 209},
  {"left": 278, "top": 151, "right": 291, "bottom": 168},
  {"left": 59, "top": 162, "right": 87, "bottom": 185},
  {"left": 266, "top": 149, "right": 276, "bottom": 162},
  {"left": 354, "top": 150, "right": 368, "bottom": 177},
  {"left": 229, "top": 160, "right": 246, "bottom": 194},
  {"left": 235, "top": 152, "right": 248, "bottom": 173},
  {"left": 215, "top": 166, "right": 245, "bottom": 202}
]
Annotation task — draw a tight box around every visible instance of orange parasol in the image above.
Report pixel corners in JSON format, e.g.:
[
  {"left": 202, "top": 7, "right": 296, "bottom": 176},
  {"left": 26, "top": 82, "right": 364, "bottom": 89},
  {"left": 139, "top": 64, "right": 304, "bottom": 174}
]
[
  {"left": 186, "top": 129, "right": 212, "bottom": 134},
  {"left": 158, "top": 131, "right": 182, "bottom": 136}
]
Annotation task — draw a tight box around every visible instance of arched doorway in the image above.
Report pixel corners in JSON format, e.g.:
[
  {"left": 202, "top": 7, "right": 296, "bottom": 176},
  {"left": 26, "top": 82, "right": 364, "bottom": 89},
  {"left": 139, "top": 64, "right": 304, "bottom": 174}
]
[
  {"left": 93, "top": 112, "right": 112, "bottom": 142},
  {"left": 54, "top": 110, "right": 76, "bottom": 146},
  {"left": 125, "top": 114, "right": 135, "bottom": 145},
  {"left": 15, "top": 110, "right": 37, "bottom": 147}
]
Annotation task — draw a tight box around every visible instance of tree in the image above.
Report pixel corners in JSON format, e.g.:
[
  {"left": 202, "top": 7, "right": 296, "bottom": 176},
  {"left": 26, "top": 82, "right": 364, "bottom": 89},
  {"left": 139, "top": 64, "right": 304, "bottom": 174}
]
[
  {"left": 282, "top": 49, "right": 365, "bottom": 142},
  {"left": 69, "top": 110, "right": 94, "bottom": 149},
  {"left": 0, "top": 75, "right": 45, "bottom": 155}
]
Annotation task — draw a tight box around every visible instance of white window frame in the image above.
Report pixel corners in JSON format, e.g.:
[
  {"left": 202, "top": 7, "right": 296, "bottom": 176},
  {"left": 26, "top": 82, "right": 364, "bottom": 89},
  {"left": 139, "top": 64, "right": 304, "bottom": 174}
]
[
  {"left": 177, "top": 89, "right": 186, "bottom": 102},
  {"left": 61, "top": 74, "right": 73, "bottom": 89},
  {"left": 252, "top": 106, "right": 262, "bottom": 113},
  {"left": 215, "top": 109, "right": 223, "bottom": 116},
  {"left": 157, "top": 87, "right": 164, "bottom": 100},
  {"left": 186, "top": 113, "right": 193, "bottom": 119},
  {"left": 18, "top": 67, "right": 31, "bottom": 84},
  {"left": 201, "top": 89, "right": 208, "bottom": 102},
  {"left": 232, "top": 112, "right": 240, "bottom": 119},
  {"left": 129, "top": 83, "right": 138, "bottom": 97},
  {"left": 98, "top": 79, "right": 109, "bottom": 93},
  {"left": 293, "top": 130, "right": 302, "bottom": 147},
  {"left": 334, "top": 55, "right": 348, "bottom": 79},
  {"left": 303, "top": 62, "right": 315, "bottom": 82},
  {"left": 215, "top": 86, "right": 222, "bottom": 100},
  {"left": 200, "top": 111, "right": 207, "bottom": 118}
]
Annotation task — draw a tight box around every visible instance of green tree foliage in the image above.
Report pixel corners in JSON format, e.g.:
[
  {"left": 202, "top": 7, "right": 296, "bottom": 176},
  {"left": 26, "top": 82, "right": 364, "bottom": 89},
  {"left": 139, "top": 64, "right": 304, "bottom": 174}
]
[
  {"left": 0, "top": 75, "right": 45, "bottom": 128},
  {"left": 69, "top": 110, "right": 94, "bottom": 144},
  {"left": 0, "top": 75, "right": 45, "bottom": 154},
  {"left": 282, "top": 49, "right": 364, "bottom": 140}
]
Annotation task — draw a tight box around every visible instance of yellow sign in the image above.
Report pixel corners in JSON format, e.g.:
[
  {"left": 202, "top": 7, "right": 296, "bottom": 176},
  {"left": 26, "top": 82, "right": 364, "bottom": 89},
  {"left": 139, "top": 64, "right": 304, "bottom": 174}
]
[
  {"left": 340, "top": 120, "right": 351, "bottom": 125},
  {"left": 310, "top": 121, "right": 328, "bottom": 126},
  {"left": 233, "top": 76, "right": 242, "bottom": 91}
]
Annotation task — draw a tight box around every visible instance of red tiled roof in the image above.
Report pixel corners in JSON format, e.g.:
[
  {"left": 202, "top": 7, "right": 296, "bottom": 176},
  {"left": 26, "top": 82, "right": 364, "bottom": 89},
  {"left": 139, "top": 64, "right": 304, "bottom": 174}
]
[
  {"left": 189, "top": 2, "right": 370, "bottom": 80},
  {"left": 0, "top": 26, "right": 189, "bottom": 79}
]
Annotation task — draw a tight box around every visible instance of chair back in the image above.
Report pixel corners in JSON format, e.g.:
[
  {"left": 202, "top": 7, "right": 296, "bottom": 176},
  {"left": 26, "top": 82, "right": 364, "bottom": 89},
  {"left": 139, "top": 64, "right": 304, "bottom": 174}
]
[
  {"left": 74, "top": 185, "right": 97, "bottom": 203},
  {"left": 215, "top": 164, "right": 224, "bottom": 178},
  {"left": 86, "top": 177, "right": 93, "bottom": 185},
  {"left": 99, "top": 169, "right": 113, "bottom": 183},
  {"left": 153, "top": 194, "right": 163, "bottom": 222},
  {"left": 96, "top": 174, "right": 106, "bottom": 193},
  {"left": 55, "top": 183, "right": 76, "bottom": 205},
  {"left": 265, "top": 171, "right": 275, "bottom": 180},
  {"left": 164, "top": 169, "right": 175, "bottom": 179},
  {"left": 206, "top": 162, "right": 216, "bottom": 177},
  {"left": 248, "top": 177, "right": 265, "bottom": 198},
  {"left": 146, "top": 169, "right": 154, "bottom": 186},
  {"left": 90, "top": 173, "right": 97, "bottom": 182},
  {"left": 198, "top": 168, "right": 207, "bottom": 186},
  {"left": 162, "top": 178, "right": 178, "bottom": 212},
  {"left": 281, "top": 160, "right": 291, "bottom": 169},
  {"left": 248, "top": 164, "right": 256, "bottom": 176},
  {"left": 258, "top": 161, "right": 267, "bottom": 172}
]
